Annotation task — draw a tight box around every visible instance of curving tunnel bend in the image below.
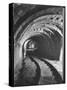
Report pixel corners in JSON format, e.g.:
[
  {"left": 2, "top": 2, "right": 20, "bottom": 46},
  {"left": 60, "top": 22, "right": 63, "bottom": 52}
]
[{"left": 14, "top": 13, "right": 64, "bottom": 85}]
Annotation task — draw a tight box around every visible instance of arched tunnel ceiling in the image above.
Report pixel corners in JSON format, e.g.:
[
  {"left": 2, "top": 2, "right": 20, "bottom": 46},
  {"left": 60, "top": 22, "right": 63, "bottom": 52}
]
[{"left": 14, "top": 6, "right": 64, "bottom": 60}]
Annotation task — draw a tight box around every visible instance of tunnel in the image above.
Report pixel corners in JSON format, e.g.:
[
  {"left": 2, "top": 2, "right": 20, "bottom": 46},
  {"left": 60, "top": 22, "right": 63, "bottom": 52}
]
[{"left": 14, "top": 4, "right": 64, "bottom": 86}]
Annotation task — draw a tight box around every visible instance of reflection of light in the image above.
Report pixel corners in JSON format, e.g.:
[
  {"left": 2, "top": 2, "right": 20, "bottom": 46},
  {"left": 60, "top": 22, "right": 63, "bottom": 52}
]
[
  {"left": 28, "top": 42, "right": 35, "bottom": 49},
  {"left": 23, "top": 39, "right": 37, "bottom": 58},
  {"left": 24, "top": 40, "right": 37, "bottom": 51}
]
